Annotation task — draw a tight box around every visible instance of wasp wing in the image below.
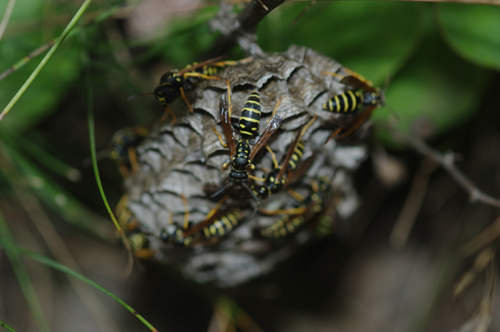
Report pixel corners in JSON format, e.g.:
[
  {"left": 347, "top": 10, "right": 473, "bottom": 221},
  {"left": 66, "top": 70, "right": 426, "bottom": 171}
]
[
  {"left": 220, "top": 93, "right": 236, "bottom": 156},
  {"left": 340, "top": 75, "right": 376, "bottom": 92},
  {"left": 249, "top": 115, "right": 283, "bottom": 161},
  {"left": 177, "top": 55, "right": 227, "bottom": 76}
]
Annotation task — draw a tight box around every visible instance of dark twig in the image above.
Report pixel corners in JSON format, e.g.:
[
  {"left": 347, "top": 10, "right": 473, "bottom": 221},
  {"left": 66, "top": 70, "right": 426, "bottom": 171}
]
[
  {"left": 206, "top": 0, "right": 285, "bottom": 58},
  {"left": 391, "top": 128, "right": 500, "bottom": 209}
]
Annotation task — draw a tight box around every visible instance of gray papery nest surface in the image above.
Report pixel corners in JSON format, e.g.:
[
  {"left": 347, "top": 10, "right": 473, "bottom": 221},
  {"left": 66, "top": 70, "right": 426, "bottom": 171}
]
[{"left": 123, "top": 45, "right": 370, "bottom": 287}]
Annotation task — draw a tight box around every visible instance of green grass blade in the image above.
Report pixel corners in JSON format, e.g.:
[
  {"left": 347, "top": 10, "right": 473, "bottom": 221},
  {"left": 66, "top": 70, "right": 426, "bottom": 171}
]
[
  {"left": 0, "top": 2, "right": 124, "bottom": 82},
  {"left": 0, "top": 130, "right": 81, "bottom": 182},
  {"left": 82, "top": 41, "right": 134, "bottom": 277},
  {"left": 0, "top": 142, "right": 112, "bottom": 240},
  {"left": 0, "top": 0, "right": 16, "bottom": 42},
  {"left": 0, "top": 319, "right": 19, "bottom": 332},
  {"left": 5, "top": 245, "right": 159, "bottom": 332},
  {"left": 0, "top": 210, "right": 51, "bottom": 332},
  {"left": 0, "top": 0, "right": 92, "bottom": 122}
]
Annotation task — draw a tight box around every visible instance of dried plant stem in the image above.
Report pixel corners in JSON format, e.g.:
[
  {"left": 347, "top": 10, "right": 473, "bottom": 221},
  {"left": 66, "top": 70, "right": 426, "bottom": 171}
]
[
  {"left": 390, "top": 157, "right": 438, "bottom": 249},
  {"left": 391, "top": 129, "right": 500, "bottom": 209}
]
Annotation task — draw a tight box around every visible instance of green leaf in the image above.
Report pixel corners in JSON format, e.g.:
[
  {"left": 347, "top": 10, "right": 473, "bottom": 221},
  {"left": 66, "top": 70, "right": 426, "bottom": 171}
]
[
  {"left": 258, "top": 1, "right": 425, "bottom": 84},
  {"left": 372, "top": 28, "right": 490, "bottom": 144},
  {"left": 438, "top": 3, "right": 500, "bottom": 71}
]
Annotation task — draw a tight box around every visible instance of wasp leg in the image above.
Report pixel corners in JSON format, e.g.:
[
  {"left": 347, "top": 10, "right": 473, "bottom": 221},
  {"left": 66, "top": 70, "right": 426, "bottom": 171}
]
[
  {"left": 248, "top": 174, "right": 266, "bottom": 182},
  {"left": 213, "top": 125, "right": 228, "bottom": 147},
  {"left": 180, "top": 194, "right": 190, "bottom": 230},
  {"left": 287, "top": 188, "right": 305, "bottom": 202},
  {"left": 259, "top": 206, "right": 307, "bottom": 216},
  {"left": 222, "top": 159, "right": 231, "bottom": 170},
  {"left": 324, "top": 128, "right": 342, "bottom": 144},
  {"left": 268, "top": 97, "right": 282, "bottom": 121},
  {"left": 183, "top": 72, "right": 221, "bottom": 81},
  {"left": 179, "top": 87, "right": 194, "bottom": 113},
  {"left": 265, "top": 145, "right": 279, "bottom": 169},
  {"left": 128, "top": 147, "right": 139, "bottom": 174},
  {"left": 118, "top": 164, "right": 130, "bottom": 178},
  {"left": 321, "top": 71, "right": 344, "bottom": 79},
  {"left": 160, "top": 105, "right": 176, "bottom": 124}
]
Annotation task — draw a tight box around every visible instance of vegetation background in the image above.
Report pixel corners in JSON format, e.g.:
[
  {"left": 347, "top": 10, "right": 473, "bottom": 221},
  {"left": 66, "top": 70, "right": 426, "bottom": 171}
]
[{"left": 1, "top": 0, "right": 500, "bottom": 331}]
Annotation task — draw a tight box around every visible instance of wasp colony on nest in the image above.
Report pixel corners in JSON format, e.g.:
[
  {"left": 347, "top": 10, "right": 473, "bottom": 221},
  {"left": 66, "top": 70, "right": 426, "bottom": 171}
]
[{"left": 114, "top": 45, "right": 384, "bottom": 287}]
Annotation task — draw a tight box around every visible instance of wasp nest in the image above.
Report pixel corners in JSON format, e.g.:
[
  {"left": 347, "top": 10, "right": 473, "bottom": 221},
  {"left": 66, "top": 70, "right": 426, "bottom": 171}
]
[{"left": 123, "top": 45, "right": 370, "bottom": 287}]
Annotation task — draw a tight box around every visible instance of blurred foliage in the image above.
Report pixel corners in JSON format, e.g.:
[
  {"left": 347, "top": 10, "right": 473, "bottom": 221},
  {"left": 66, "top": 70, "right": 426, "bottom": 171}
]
[{"left": 1, "top": 0, "right": 500, "bottom": 330}]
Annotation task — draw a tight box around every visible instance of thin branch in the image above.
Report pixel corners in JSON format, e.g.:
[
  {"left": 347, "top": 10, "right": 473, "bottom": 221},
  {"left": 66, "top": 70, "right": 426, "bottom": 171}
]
[
  {"left": 390, "top": 128, "right": 500, "bottom": 209},
  {"left": 205, "top": 0, "right": 285, "bottom": 58}
]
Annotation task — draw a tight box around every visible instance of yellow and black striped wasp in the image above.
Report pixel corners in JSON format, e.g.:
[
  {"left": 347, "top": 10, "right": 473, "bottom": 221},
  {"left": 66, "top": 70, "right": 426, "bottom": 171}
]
[
  {"left": 322, "top": 69, "right": 385, "bottom": 142},
  {"left": 252, "top": 116, "right": 317, "bottom": 201},
  {"left": 160, "top": 194, "right": 246, "bottom": 246},
  {"left": 212, "top": 82, "right": 283, "bottom": 202},
  {"left": 129, "top": 56, "right": 250, "bottom": 123},
  {"left": 161, "top": 209, "right": 244, "bottom": 246},
  {"left": 260, "top": 177, "right": 330, "bottom": 239}
]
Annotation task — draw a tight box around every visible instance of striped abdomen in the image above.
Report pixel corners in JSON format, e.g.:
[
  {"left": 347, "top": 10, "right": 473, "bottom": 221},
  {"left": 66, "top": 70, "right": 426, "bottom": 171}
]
[
  {"left": 239, "top": 91, "right": 262, "bottom": 139},
  {"left": 198, "top": 65, "right": 218, "bottom": 77},
  {"left": 261, "top": 214, "right": 305, "bottom": 239},
  {"left": 323, "top": 90, "right": 364, "bottom": 113},
  {"left": 203, "top": 209, "right": 242, "bottom": 239},
  {"left": 286, "top": 140, "right": 305, "bottom": 171}
]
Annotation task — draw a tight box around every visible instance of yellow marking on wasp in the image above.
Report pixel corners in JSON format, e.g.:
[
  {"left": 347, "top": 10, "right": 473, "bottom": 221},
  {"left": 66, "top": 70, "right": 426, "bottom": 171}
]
[
  {"left": 245, "top": 99, "right": 261, "bottom": 105},
  {"left": 333, "top": 95, "right": 341, "bottom": 112},
  {"left": 181, "top": 194, "right": 190, "bottom": 230},
  {"left": 222, "top": 217, "right": 232, "bottom": 230},
  {"left": 210, "top": 225, "right": 217, "bottom": 236},
  {"left": 203, "top": 228, "right": 211, "bottom": 238},
  {"left": 341, "top": 93, "right": 349, "bottom": 112},
  {"left": 240, "top": 116, "right": 260, "bottom": 123},
  {"left": 240, "top": 130, "right": 253, "bottom": 136},
  {"left": 347, "top": 90, "right": 357, "bottom": 111}
]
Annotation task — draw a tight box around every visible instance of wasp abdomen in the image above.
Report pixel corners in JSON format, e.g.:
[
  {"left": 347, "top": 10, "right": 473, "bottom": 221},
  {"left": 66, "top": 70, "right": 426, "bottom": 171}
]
[
  {"left": 203, "top": 209, "right": 242, "bottom": 239},
  {"left": 323, "top": 90, "right": 364, "bottom": 113},
  {"left": 239, "top": 91, "right": 262, "bottom": 139}
]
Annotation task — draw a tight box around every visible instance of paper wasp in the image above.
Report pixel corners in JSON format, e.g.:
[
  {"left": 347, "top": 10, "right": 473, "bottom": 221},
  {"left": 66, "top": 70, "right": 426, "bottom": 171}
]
[
  {"left": 161, "top": 194, "right": 245, "bottom": 245},
  {"left": 128, "top": 57, "right": 251, "bottom": 123},
  {"left": 252, "top": 116, "right": 317, "bottom": 201},
  {"left": 260, "top": 177, "right": 330, "bottom": 239},
  {"left": 322, "top": 69, "right": 385, "bottom": 142},
  {"left": 109, "top": 127, "right": 149, "bottom": 177},
  {"left": 212, "top": 82, "right": 283, "bottom": 202}
]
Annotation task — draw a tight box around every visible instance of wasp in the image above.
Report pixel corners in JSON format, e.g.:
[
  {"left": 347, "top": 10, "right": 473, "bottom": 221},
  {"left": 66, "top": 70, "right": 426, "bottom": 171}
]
[
  {"left": 109, "top": 127, "right": 149, "bottom": 177},
  {"left": 252, "top": 116, "right": 317, "bottom": 201},
  {"left": 322, "top": 69, "right": 385, "bottom": 142},
  {"left": 212, "top": 82, "right": 283, "bottom": 202},
  {"left": 260, "top": 177, "right": 330, "bottom": 239},
  {"left": 129, "top": 57, "right": 251, "bottom": 123}
]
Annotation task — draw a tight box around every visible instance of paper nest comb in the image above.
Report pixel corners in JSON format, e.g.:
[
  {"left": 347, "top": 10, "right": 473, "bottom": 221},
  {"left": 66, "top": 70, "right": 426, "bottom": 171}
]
[{"left": 122, "top": 45, "right": 371, "bottom": 287}]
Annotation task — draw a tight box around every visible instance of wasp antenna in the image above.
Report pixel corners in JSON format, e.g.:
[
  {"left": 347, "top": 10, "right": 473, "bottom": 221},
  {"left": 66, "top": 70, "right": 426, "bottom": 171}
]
[
  {"left": 127, "top": 92, "right": 153, "bottom": 101},
  {"left": 241, "top": 181, "right": 261, "bottom": 203},
  {"left": 211, "top": 181, "right": 234, "bottom": 199}
]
